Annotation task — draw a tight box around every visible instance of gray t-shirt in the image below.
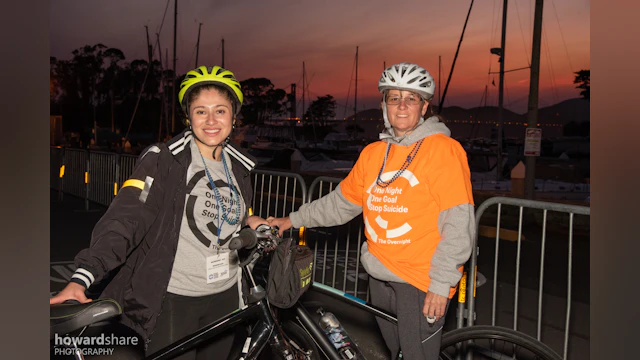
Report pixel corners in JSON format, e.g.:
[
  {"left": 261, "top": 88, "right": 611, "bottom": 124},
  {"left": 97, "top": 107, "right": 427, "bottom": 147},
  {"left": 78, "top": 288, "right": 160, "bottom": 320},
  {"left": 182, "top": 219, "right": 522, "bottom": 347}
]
[{"left": 167, "top": 140, "right": 246, "bottom": 296}]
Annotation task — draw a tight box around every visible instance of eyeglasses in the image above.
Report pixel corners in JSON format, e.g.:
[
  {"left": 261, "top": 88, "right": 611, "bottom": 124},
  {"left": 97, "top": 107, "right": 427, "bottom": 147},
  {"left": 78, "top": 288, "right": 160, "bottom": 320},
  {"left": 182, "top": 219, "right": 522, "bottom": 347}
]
[{"left": 385, "top": 95, "right": 423, "bottom": 106}]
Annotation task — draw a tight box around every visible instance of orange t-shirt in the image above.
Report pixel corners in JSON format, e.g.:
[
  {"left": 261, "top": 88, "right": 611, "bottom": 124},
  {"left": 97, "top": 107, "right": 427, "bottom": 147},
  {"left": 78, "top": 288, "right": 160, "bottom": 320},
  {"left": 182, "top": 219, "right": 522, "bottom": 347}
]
[{"left": 340, "top": 134, "right": 474, "bottom": 297}]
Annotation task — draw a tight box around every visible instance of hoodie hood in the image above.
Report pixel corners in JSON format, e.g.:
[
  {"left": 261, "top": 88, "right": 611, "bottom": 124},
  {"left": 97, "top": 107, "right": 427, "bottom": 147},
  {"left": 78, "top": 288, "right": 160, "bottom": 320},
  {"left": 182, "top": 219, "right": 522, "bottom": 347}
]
[{"left": 379, "top": 115, "right": 451, "bottom": 146}]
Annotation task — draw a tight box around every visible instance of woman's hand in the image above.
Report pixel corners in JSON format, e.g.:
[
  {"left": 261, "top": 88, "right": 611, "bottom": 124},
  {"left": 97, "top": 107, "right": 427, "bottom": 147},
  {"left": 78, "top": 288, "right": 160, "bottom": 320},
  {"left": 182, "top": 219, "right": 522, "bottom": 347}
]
[
  {"left": 49, "top": 282, "right": 92, "bottom": 305},
  {"left": 422, "top": 291, "right": 448, "bottom": 323},
  {"left": 246, "top": 215, "right": 269, "bottom": 230},
  {"left": 266, "top": 217, "right": 293, "bottom": 237}
]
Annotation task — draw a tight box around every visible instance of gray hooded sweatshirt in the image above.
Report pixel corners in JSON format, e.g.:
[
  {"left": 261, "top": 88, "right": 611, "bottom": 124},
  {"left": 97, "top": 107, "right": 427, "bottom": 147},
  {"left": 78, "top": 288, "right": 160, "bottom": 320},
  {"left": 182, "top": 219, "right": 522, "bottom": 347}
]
[{"left": 289, "top": 116, "right": 475, "bottom": 296}]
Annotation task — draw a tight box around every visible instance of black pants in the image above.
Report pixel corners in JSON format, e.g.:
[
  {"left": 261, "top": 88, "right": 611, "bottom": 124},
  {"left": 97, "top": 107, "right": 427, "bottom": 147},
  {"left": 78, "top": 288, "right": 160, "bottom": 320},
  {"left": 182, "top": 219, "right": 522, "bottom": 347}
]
[
  {"left": 145, "top": 286, "right": 241, "bottom": 360},
  {"left": 369, "top": 278, "right": 450, "bottom": 360}
]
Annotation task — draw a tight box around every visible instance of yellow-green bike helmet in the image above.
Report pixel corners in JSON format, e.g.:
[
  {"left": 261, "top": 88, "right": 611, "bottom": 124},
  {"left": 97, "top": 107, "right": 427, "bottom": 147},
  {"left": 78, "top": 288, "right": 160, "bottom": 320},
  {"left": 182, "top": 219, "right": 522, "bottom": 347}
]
[{"left": 178, "top": 65, "right": 244, "bottom": 118}]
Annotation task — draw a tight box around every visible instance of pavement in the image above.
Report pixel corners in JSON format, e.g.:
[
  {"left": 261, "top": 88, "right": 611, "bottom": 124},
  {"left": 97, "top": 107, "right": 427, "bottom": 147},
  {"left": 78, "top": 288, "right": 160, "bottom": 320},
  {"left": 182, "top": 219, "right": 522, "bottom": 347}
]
[{"left": 50, "top": 189, "right": 590, "bottom": 359}]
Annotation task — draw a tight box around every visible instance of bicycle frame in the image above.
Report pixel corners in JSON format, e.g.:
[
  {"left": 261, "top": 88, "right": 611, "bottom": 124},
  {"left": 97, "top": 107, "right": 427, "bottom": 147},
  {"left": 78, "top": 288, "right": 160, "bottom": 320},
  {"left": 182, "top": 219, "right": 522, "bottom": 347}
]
[
  {"left": 144, "top": 269, "right": 347, "bottom": 360},
  {"left": 144, "top": 280, "right": 397, "bottom": 360}
]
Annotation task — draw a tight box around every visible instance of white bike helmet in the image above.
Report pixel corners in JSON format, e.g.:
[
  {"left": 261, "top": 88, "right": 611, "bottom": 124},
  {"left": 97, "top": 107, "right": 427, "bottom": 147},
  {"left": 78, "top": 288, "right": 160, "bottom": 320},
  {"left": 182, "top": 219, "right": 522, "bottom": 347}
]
[
  {"left": 378, "top": 63, "right": 435, "bottom": 133},
  {"left": 378, "top": 62, "right": 435, "bottom": 101}
]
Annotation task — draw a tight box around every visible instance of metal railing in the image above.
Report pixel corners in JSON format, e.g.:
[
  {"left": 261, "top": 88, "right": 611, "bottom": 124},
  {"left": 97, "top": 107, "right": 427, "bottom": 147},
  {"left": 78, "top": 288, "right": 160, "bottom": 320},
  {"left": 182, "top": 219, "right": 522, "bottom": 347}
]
[
  {"left": 50, "top": 147, "right": 64, "bottom": 200},
  {"left": 305, "top": 176, "right": 370, "bottom": 301},
  {"left": 88, "top": 151, "right": 118, "bottom": 206},
  {"left": 460, "top": 196, "right": 590, "bottom": 359},
  {"left": 51, "top": 147, "right": 138, "bottom": 210},
  {"left": 251, "top": 169, "right": 307, "bottom": 239},
  {"left": 62, "top": 149, "right": 89, "bottom": 201}
]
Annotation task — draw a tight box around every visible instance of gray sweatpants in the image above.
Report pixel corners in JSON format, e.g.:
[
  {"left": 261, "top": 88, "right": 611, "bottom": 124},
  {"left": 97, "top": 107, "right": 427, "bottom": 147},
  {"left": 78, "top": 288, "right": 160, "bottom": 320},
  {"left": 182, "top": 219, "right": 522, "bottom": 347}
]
[{"left": 369, "top": 278, "right": 450, "bottom": 360}]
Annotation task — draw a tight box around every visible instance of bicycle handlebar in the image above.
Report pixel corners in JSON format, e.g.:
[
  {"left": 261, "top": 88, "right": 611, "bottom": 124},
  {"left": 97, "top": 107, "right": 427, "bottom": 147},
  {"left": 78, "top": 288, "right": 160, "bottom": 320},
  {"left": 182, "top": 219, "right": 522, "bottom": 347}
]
[
  {"left": 229, "top": 227, "right": 259, "bottom": 250},
  {"left": 229, "top": 225, "right": 281, "bottom": 251}
]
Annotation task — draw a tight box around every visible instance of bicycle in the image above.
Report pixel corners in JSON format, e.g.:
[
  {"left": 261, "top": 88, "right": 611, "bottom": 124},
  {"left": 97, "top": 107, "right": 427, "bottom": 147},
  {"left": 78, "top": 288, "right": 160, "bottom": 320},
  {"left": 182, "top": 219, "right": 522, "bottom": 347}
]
[
  {"left": 50, "top": 225, "right": 351, "bottom": 360},
  {"left": 50, "top": 225, "right": 563, "bottom": 360}
]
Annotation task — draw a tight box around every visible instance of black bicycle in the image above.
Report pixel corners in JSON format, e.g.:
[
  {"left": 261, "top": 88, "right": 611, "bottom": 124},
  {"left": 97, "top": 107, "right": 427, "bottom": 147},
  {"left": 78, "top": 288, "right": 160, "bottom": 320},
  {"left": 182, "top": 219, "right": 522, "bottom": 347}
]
[
  {"left": 50, "top": 225, "right": 562, "bottom": 360},
  {"left": 50, "top": 225, "right": 356, "bottom": 360}
]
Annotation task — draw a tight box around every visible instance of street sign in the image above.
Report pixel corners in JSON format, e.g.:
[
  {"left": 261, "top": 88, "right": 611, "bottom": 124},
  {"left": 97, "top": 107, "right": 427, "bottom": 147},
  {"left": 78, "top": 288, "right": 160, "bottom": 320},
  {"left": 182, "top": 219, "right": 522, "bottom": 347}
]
[{"left": 524, "top": 128, "right": 542, "bottom": 156}]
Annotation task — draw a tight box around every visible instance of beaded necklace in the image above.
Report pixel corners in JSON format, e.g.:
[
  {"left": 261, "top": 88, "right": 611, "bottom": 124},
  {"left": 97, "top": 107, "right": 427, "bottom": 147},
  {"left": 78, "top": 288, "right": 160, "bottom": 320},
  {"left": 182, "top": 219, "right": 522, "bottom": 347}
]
[
  {"left": 375, "top": 139, "right": 424, "bottom": 188},
  {"left": 199, "top": 149, "right": 242, "bottom": 238}
]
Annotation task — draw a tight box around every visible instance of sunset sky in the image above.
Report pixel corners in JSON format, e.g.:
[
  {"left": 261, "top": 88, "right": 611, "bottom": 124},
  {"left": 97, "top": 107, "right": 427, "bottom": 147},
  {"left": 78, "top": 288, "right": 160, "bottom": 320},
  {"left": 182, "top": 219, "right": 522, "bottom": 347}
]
[{"left": 50, "top": 0, "right": 590, "bottom": 116}]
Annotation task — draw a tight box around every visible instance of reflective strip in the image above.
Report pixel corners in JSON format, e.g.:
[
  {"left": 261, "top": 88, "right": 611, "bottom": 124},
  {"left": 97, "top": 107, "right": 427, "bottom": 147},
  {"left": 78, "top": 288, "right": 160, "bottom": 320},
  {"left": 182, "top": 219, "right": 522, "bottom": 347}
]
[
  {"left": 84, "top": 172, "right": 88, "bottom": 184},
  {"left": 59, "top": 165, "right": 65, "bottom": 178},
  {"left": 122, "top": 179, "right": 145, "bottom": 190},
  {"left": 121, "top": 177, "right": 154, "bottom": 203},
  {"left": 298, "top": 226, "right": 306, "bottom": 246},
  {"left": 140, "top": 145, "right": 161, "bottom": 160},
  {"left": 458, "top": 271, "right": 467, "bottom": 303},
  {"left": 114, "top": 183, "right": 118, "bottom": 196},
  {"left": 248, "top": 207, "right": 253, "bottom": 216},
  {"left": 140, "top": 176, "right": 154, "bottom": 203},
  {"left": 474, "top": 266, "right": 477, "bottom": 297}
]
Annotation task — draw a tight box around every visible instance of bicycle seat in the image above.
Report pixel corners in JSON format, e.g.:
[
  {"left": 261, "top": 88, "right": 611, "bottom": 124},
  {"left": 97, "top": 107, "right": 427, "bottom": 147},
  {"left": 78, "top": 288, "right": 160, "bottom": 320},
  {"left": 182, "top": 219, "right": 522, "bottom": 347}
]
[{"left": 50, "top": 299, "right": 122, "bottom": 340}]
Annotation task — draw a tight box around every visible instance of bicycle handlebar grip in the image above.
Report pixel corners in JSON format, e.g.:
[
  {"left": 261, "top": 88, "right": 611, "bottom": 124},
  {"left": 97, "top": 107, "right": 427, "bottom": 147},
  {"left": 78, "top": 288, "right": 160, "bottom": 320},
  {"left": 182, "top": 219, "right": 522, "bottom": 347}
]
[{"left": 229, "top": 228, "right": 258, "bottom": 250}]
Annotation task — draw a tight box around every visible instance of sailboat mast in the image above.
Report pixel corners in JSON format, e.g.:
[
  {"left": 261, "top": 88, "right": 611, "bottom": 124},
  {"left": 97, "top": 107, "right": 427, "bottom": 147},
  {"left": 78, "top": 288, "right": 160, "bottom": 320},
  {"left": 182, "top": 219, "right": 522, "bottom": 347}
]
[
  {"left": 524, "top": 0, "right": 544, "bottom": 200},
  {"left": 165, "top": 48, "right": 169, "bottom": 137},
  {"left": 195, "top": 23, "right": 202, "bottom": 67},
  {"left": 438, "top": 55, "right": 442, "bottom": 108},
  {"left": 221, "top": 38, "right": 225, "bottom": 67},
  {"left": 438, "top": 0, "right": 475, "bottom": 114},
  {"left": 156, "top": 33, "right": 165, "bottom": 141},
  {"left": 497, "top": 0, "right": 508, "bottom": 181},
  {"left": 302, "top": 62, "right": 305, "bottom": 121},
  {"left": 354, "top": 46, "right": 358, "bottom": 122},
  {"left": 171, "top": 0, "right": 178, "bottom": 133}
]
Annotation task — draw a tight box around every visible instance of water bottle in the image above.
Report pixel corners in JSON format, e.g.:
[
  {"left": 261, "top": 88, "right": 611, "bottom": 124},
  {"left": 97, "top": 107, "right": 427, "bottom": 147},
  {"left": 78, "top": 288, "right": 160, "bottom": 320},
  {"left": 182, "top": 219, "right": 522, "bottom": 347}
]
[{"left": 317, "top": 308, "right": 362, "bottom": 359}]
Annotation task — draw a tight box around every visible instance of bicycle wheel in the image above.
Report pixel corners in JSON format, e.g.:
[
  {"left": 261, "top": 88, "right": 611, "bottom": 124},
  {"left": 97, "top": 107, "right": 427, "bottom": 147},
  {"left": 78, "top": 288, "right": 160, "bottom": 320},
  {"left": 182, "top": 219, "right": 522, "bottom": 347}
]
[
  {"left": 439, "top": 325, "right": 562, "bottom": 360},
  {"left": 259, "top": 320, "right": 321, "bottom": 360}
]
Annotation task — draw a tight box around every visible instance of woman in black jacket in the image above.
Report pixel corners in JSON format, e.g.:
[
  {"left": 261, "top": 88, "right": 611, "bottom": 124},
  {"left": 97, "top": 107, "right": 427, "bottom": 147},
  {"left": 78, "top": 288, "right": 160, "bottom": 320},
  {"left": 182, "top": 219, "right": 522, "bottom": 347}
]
[{"left": 50, "top": 65, "right": 268, "bottom": 359}]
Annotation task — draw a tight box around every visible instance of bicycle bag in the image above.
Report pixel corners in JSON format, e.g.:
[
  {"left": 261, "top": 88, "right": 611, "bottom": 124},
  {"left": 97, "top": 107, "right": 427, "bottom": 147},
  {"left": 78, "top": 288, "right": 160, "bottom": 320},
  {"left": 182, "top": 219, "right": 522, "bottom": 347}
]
[{"left": 266, "top": 238, "right": 314, "bottom": 309}]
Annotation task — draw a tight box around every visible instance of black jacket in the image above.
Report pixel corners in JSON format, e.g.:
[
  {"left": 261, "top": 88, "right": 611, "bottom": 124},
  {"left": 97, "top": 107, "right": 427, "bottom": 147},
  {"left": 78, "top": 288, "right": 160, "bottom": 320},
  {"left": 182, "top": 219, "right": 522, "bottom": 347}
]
[{"left": 71, "top": 129, "right": 257, "bottom": 346}]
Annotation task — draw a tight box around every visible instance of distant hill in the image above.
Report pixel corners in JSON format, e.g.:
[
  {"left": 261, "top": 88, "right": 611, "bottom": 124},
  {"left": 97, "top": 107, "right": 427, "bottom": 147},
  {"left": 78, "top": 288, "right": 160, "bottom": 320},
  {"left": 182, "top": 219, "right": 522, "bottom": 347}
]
[
  {"left": 537, "top": 98, "right": 590, "bottom": 125},
  {"left": 441, "top": 106, "right": 524, "bottom": 124},
  {"left": 347, "top": 98, "right": 589, "bottom": 126},
  {"left": 346, "top": 108, "right": 382, "bottom": 121}
]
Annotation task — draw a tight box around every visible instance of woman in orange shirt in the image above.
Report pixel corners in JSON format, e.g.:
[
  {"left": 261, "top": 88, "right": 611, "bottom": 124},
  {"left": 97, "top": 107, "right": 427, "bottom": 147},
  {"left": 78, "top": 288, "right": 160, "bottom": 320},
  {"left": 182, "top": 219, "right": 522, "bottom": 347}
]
[{"left": 270, "top": 62, "right": 475, "bottom": 360}]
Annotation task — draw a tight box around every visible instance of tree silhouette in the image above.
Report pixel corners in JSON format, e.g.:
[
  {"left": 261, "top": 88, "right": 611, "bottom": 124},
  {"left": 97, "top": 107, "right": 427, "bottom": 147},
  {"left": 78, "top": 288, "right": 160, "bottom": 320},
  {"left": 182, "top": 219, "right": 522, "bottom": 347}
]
[
  {"left": 573, "top": 69, "right": 590, "bottom": 101},
  {"left": 240, "top": 78, "right": 286, "bottom": 125},
  {"left": 50, "top": 43, "right": 173, "bottom": 138},
  {"left": 304, "top": 95, "right": 336, "bottom": 127}
]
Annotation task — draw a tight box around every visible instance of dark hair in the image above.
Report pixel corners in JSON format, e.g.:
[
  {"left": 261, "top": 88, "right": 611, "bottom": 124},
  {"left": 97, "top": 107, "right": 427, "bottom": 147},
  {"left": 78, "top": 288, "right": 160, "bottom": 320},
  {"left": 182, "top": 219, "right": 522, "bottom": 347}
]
[{"left": 187, "top": 83, "right": 237, "bottom": 116}]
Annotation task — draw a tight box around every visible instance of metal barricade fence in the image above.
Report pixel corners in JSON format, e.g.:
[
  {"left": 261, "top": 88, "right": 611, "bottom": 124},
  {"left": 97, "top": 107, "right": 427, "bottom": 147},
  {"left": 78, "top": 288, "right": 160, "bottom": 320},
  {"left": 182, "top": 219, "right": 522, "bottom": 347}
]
[
  {"left": 52, "top": 147, "right": 140, "bottom": 210},
  {"left": 50, "top": 147, "right": 63, "bottom": 196},
  {"left": 251, "top": 169, "right": 307, "bottom": 239},
  {"left": 61, "top": 149, "right": 89, "bottom": 199},
  {"left": 461, "top": 196, "right": 590, "bottom": 360},
  {"left": 305, "top": 176, "right": 369, "bottom": 301},
  {"left": 88, "top": 152, "right": 118, "bottom": 207}
]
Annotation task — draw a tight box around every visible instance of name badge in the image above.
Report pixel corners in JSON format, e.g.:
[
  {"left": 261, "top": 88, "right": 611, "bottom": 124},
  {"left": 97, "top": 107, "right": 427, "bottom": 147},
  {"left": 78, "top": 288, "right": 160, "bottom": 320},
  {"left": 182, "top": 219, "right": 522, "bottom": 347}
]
[{"left": 206, "top": 252, "right": 230, "bottom": 284}]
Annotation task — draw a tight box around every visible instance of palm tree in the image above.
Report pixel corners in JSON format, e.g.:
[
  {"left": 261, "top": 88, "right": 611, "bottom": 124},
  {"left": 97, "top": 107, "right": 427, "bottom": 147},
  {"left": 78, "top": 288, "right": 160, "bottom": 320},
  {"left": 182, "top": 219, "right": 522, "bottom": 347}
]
[{"left": 573, "top": 69, "right": 590, "bottom": 101}]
